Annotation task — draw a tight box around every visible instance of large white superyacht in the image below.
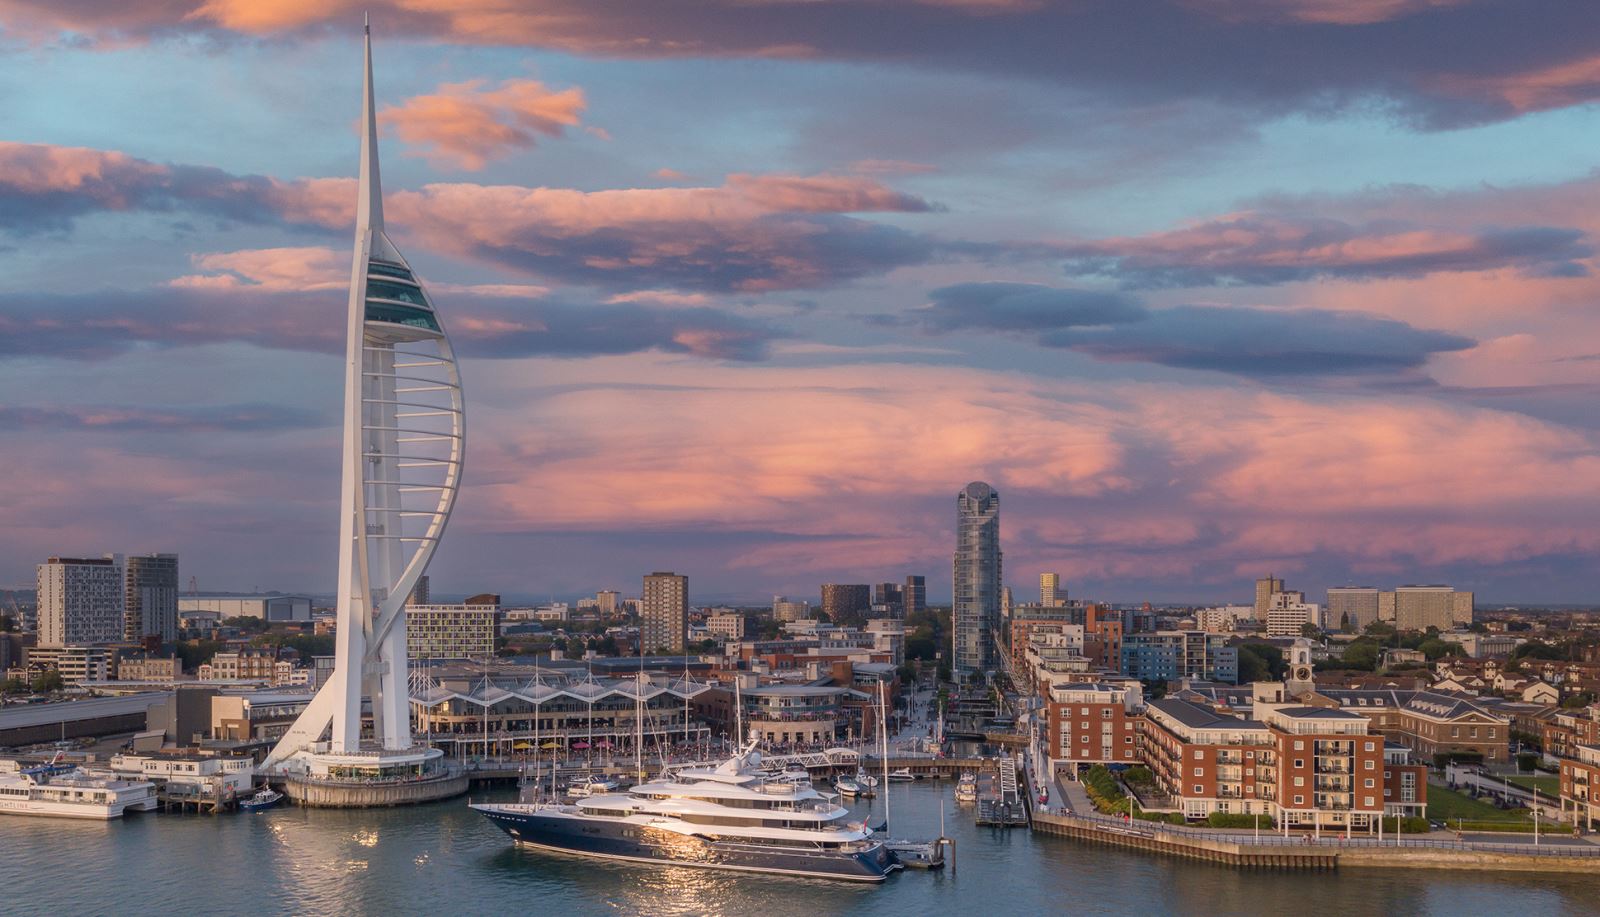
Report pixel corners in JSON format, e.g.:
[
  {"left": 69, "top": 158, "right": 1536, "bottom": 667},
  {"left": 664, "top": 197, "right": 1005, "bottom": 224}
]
[
  {"left": 0, "top": 759, "right": 158, "bottom": 819},
  {"left": 472, "top": 739, "right": 899, "bottom": 881}
]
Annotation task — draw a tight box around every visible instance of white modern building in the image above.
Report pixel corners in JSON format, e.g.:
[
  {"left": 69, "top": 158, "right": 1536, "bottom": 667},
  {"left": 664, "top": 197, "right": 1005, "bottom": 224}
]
[
  {"left": 1265, "top": 591, "right": 1322, "bottom": 637},
  {"left": 262, "top": 23, "right": 465, "bottom": 798}
]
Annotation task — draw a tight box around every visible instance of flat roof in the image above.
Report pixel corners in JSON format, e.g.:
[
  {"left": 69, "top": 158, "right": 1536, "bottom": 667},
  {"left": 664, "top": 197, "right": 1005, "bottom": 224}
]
[{"left": 0, "top": 693, "right": 170, "bottom": 730}]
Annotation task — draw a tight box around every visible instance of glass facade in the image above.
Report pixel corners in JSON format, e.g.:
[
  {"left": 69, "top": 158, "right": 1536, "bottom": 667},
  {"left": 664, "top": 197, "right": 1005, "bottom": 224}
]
[
  {"left": 953, "top": 481, "right": 1001, "bottom": 676},
  {"left": 364, "top": 301, "right": 441, "bottom": 331}
]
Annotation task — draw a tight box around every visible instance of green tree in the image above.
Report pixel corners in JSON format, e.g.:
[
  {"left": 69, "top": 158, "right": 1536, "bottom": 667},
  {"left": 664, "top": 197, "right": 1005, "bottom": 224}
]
[
  {"left": 0, "top": 676, "right": 27, "bottom": 694},
  {"left": 1237, "top": 643, "right": 1285, "bottom": 682},
  {"left": 1341, "top": 640, "right": 1380, "bottom": 671},
  {"left": 30, "top": 670, "right": 64, "bottom": 693},
  {"left": 1299, "top": 622, "right": 1322, "bottom": 639},
  {"left": 565, "top": 637, "right": 588, "bottom": 658},
  {"left": 1417, "top": 638, "right": 1462, "bottom": 661},
  {"left": 221, "top": 615, "right": 269, "bottom": 633}
]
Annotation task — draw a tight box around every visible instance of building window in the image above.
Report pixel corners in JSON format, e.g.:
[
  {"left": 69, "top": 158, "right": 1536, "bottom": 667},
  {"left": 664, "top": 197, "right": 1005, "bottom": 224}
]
[
  {"left": 1451, "top": 726, "right": 1459, "bottom": 738},
  {"left": 1294, "top": 795, "right": 1304, "bottom": 805},
  {"left": 1294, "top": 777, "right": 1304, "bottom": 787},
  {"left": 1364, "top": 796, "right": 1375, "bottom": 807},
  {"left": 1488, "top": 728, "right": 1496, "bottom": 738},
  {"left": 1125, "top": 736, "right": 1133, "bottom": 744},
  {"left": 1365, "top": 778, "right": 1375, "bottom": 788},
  {"left": 1365, "top": 760, "right": 1375, "bottom": 770},
  {"left": 1294, "top": 759, "right": 1304, "bottom": 768},
  {"left": 1194, "top": 750, "right": 1203, "bottom": 759},
  {"left": 1295, "top": 740, "right": 1304, "bottom": 750},
  {"left": 1364, "top": 742, "right": 1375, "bottom": 752},
  {"left": 1194, "top": 785, "right": 1204, "bottom": 794},
  {"left": 1194, "top": 768, "right": 1204, "bottom": 777}
]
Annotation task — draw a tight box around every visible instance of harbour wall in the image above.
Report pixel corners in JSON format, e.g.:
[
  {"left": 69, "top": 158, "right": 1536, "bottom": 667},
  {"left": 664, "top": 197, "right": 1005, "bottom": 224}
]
[
  {"left": 1031, "top": 812, "right": 1599, "bottom": 873},
  {"left": 279, "top": 772, "right": 469, "bottom": 808}
]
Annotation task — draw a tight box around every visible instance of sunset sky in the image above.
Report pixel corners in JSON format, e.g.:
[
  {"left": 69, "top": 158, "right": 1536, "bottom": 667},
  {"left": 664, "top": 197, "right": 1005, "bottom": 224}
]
[{"left": 2, "top": 1, "right": 1598, "bottom": 605}]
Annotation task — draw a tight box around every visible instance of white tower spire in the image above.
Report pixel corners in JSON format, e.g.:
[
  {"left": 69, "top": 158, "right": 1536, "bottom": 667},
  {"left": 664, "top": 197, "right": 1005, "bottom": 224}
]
[{"left": 264, "top": 20, "right": 465, "bottom": 770}]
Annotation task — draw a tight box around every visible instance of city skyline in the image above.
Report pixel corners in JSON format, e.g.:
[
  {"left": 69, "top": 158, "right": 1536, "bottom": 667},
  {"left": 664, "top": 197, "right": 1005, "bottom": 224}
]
[{"left": 4, "top": 6, "right": 1600, "bottom": 605}]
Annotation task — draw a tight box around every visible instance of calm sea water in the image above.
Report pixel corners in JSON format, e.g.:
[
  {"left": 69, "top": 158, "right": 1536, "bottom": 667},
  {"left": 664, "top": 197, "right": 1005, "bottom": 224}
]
[{"left": 0, "top": 782, "right": 1593, "bottom": 917}]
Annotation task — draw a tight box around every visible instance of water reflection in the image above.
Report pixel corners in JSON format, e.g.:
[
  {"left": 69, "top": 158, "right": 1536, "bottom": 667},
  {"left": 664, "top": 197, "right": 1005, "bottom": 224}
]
[{"left": 0, "top": 783, "right": 1592, "bottom": 917}]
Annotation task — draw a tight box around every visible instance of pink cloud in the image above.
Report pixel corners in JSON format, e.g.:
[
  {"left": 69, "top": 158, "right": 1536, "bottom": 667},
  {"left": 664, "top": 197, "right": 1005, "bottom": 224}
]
[
  {"left": 1179, "top": 0, "right": 1472, "bottom": 25},
  {"left": 379, "top": 78, "right": 587, "bottom": 170}
]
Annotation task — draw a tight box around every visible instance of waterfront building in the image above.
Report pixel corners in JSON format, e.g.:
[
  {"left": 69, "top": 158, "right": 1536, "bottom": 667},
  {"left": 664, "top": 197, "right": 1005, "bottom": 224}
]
[
  {"left": 124, "top": 553, "right": 178, "bottom": 643},
  {"left": 411, "top": 673, "right": 713, "bottom": 760},
  {"left": 902, "top": 575, "right": 926, "bottom": 619},
  {"left": 1326, "top": 586, "right": 1380, "bottom": 632},
  {"left": 642, "top": 572, "right": 689, "bottom": 653},
  {"left": 408, "top": 575, "right": 430, "bottom": 606},
  {"left": 1045, "top": 680, "right": 1143, "bottom": 768},
  {"left": 1121, "top": 631, "right": 1238, "bottom": 685},
  {"left": 1139, "top": 685, "right": 1429, "bottom": 828},
  {"left": 1254, "top": 574, "right": 1284, "bottom": 619},
  {"left": 262, "top": 23, "right": 466, "bottom": 793},
  {"left": 1007, "top": 605, "right": 1078, "bottom": 671},
  {"left": 407, "top": 602, "right": 497, "bottom": 660},
  {"left": 953, "top": 481, "right": 1002, "bottom": 678},
  {"left": 37, "top": 556, "right": 124, "bottom": 648},
  {"left": 820, "top": 584, "right": 871, "bottom": 624},
  {"left": 178, "top": 593, "right": 312, "bottom": 623},
  {"left": 1558, "top": 744, "right": 1600, "bottom": 829},
  {"left": 1264, "top": 591, "right": 1320, "bottom": 637}
]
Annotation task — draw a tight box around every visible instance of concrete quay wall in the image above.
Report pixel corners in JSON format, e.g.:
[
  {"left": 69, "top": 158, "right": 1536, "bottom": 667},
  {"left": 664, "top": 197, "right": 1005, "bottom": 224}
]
[
  {"left": 280, "top": 772, "right": 469, "bottom": 809},
  {"left": 1033, "top": 812, "right": 1599, "bottom": 874},
  {"left": 1339, "top": 847, "right": 1600, "bottom": 874}
]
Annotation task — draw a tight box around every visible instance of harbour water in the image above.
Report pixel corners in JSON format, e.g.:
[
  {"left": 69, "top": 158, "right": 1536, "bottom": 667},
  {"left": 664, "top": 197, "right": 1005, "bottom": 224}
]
[{"left": 0, "top": 781, "right": 1593, "bottom": 917}]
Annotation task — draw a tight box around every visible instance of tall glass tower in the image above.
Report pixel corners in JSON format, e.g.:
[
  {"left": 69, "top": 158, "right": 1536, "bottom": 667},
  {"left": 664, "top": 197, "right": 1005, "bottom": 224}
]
[
  {"left": 264, "top": 21, "right": 464, "bottom": 771},
  {"left": 952, "top": 481, "right": 1001, "bottom": 678}
]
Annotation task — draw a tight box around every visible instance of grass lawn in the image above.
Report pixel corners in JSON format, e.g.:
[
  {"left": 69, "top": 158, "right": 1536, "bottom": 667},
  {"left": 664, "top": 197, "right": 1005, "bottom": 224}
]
[
  {"left": 1503, "top": 774, "right": 1561, "bottom": 796},
  {"left": 1426, "top": 784, "right": 1530, "bottom": 823}
]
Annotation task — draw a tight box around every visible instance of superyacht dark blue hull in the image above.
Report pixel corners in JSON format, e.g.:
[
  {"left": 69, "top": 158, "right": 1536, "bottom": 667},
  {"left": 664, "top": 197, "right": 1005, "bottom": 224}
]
[{"left": 473, "top": 806, "right": 897, "bottom": 882}]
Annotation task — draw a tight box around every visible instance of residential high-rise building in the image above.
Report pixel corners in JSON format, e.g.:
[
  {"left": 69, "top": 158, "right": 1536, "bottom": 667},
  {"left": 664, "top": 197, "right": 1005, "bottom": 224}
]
[
  {"left": 902, "top": 575, "right": 926, "bottom": 620},
  {"left": 1387, "top": 586, "right": 1474, "bottom": 631},
  {"left": 1265, "top": 591, "right": 1320, "bottom": 637},
  {"left": 37, "top": 555, "right": 125, "bottom": 648},
  {"left": 1254, "top": 574, "right": 1284, "bottom": 618},
  {"left": 772, "top": 596, "right": 812, "bottom": 622},
  {"left": 820, "top": 584, "right": 871, "bottom": 623},
  {"left": 1040, "top": 572, "right": 1063, "bottom": 607},
  {"left": 1001, "top": 585, "right": 1014, "bottom": 622},
  {"left": 1326, "top": 586, "right": 1380, "bottom": 632},
  {"left": 408, "top": 574, "right": 430, "bottom": 606},
  {"left": 124, "top": 553, "right": 178, "bottom": 643},
  {"left": 595, "top": 590, "right": 620, "bottom": 617},
  {"left": 873, "top": 582, "right": 904, "bottom": 618},
  {"left": 642, "top": 572, "right": 689, "bottom": 652},
  {"left": 953, "top": 481, "right": 1002, "bottom": 677}
]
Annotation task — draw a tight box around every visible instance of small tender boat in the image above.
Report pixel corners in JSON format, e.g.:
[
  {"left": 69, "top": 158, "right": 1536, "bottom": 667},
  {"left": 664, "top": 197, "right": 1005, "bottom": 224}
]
[
  {"left": 955, "top": 772, "right": 977, "bottom": 802},
  {"left": 835, "top": 776, "right": 863, "bottom": 797},
  {"left": 238, "top": 787, "right": 283, "bottom": 812}
]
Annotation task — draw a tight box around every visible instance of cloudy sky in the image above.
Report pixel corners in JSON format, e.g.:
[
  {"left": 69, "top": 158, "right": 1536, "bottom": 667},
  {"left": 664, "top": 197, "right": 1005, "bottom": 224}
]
[{"left": 2, "top": 1, "right": 1598, "bottom": 605}]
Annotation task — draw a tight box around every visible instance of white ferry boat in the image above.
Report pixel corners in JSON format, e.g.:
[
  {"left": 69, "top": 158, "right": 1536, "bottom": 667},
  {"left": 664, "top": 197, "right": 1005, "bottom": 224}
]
[
  {"left": 473, "top": 739, "right": 899, "bottom": 881},
  {"left": 0, "top": 759, "right": 158, "bottom": 820}
]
